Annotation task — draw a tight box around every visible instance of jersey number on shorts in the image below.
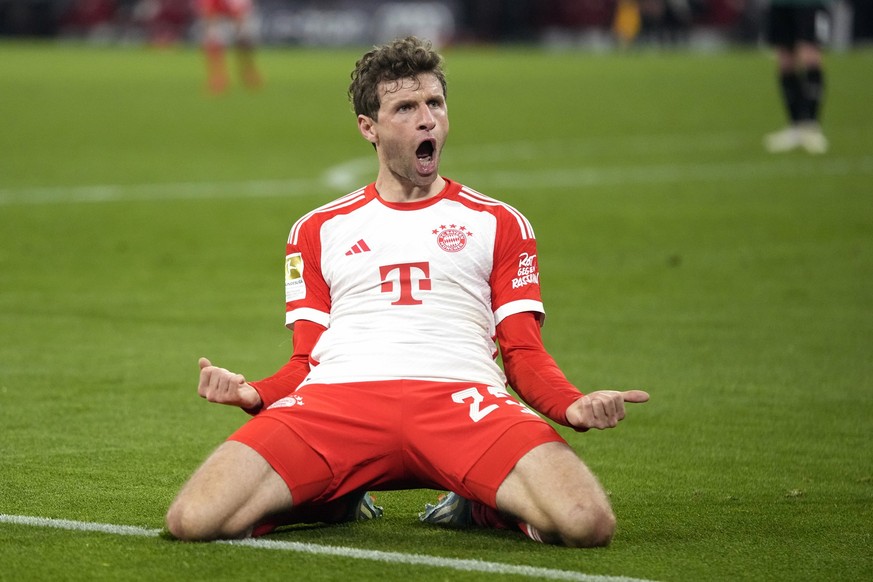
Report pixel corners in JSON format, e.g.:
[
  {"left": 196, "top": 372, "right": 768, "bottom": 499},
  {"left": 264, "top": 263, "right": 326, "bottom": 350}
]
[{"left": 451, "top": 386, "right": 537, "bottom": 423}]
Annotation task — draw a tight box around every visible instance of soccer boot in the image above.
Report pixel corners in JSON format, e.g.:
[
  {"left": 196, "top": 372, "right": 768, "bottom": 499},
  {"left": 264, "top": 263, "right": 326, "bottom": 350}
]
[
  {"left": 764, "top": 126, "right": 802, "bottom": 153},
  {"left": 345, "top": 491, "right": 384, "bottom": 521},
  {"left": 798, "top": 124, "right": 829, "bottom": 155},
  {"left": 251, "top": 491, "right": 382, "bottom": 537},
  {"left": 419, "top": 492, "right": 472, "bottom": 528}
]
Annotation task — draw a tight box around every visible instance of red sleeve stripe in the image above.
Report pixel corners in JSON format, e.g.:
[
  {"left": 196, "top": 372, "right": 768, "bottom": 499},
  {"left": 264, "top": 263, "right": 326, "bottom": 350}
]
[
  {"left": 457, "top": 187, "right": 535, "bottom": 240},
  {"left": 288, "top": 189, "right": 367, "bottom": 245}
]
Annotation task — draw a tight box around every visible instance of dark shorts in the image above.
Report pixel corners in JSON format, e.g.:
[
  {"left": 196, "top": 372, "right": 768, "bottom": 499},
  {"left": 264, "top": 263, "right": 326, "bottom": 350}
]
[
  {"left": 767, "top": 4, "right": 828, "bottom": 49},
  {"left": 228, "top": 380, "right": 566, "bottom": 508}
]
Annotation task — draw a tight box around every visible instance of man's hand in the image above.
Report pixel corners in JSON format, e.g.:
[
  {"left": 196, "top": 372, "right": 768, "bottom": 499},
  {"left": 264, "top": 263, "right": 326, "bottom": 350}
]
[
  {"left": 565, "top": 389, "right": 650, "bottom": 431},
  {"left": 197, "top": 357, "right": 262, "bottom": 410}
]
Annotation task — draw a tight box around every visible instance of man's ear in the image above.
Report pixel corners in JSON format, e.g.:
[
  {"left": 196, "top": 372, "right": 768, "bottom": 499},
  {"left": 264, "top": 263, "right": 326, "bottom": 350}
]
[{"left": 357, "top": 114, "right": 377, "bottom": 145}]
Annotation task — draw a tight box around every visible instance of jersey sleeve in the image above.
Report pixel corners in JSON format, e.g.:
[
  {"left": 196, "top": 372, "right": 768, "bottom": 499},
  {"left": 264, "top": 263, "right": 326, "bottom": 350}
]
[
  {"left": 284, "top": 217, "right": 331, "bottom": 329},
  {"left": 247, "top": 320, "right": 326, "bottom": 411},
  {"left": 497, "top": 311, "right": 584, "bottom": 427},
  {"left": 489, "top": 204, "right": 545, "bottom": 325}
]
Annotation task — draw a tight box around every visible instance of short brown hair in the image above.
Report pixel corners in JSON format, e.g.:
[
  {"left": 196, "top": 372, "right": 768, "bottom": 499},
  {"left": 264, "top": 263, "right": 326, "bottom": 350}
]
[{"left": 348, "top": 36, "right": 447, "bottom": 120}]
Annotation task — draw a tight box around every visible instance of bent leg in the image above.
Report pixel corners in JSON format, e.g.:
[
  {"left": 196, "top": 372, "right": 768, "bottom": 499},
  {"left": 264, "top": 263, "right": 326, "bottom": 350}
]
[
  {"left": 495, "top": 441, "right": 615, "bottom": 548},
  {"left": 165, "top": 440, "right": 292, "bottom": 541}
]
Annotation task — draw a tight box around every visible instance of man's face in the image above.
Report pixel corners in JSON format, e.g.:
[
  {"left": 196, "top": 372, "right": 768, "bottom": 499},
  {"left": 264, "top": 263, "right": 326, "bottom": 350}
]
[{"left": 359, "top": 73, "right": 449, "bottom": 189}]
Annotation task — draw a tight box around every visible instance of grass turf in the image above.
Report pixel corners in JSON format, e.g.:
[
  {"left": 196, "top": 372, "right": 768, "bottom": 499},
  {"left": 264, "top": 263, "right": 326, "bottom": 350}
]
[{"left": 1, "top": 42, "right": 871, "bottom": 581}]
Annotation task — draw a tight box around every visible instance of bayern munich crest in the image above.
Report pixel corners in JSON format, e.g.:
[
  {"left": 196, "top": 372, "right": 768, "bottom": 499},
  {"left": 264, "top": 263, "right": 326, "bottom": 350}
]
[{"left": 433, "top": 224, "right": 471, "bottom": 252}]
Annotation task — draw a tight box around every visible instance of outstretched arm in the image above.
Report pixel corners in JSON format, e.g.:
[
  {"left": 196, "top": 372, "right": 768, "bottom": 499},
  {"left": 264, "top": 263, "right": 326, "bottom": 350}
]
[
  {"left": 246, "top": 320, "right": 326, "bottom": 411},
  {"left": 497, "top": 311, "right": 648, "bottom": 431},
  {"left": 197, "top": 319, "right": 326, "bottom": 413}
]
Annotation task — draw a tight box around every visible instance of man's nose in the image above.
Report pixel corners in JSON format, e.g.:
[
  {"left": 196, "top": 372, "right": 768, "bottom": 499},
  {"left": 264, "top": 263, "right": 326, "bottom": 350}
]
[{"left": 417, "top": 105, "right": 436, "bottom": 130}]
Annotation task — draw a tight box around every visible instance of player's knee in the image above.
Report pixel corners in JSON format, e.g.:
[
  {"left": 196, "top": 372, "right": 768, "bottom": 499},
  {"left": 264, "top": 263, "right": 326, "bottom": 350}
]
[
  {"left": 556, "top": 501, "right": 616, "bottom": 548},
  {"left": 165, "top": 498, "right": 220, "bottom": 541}
]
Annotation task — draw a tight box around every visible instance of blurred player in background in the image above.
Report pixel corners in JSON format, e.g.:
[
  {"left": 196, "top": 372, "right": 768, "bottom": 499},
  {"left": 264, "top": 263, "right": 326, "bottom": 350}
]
[
  {"left": 612, "top": 0, "right": 642, "bottom": 48},
  {"left": 764, "top": 0, "right": 832, "bottom": 154},
  {"left": 165, "top": 36, "right": 648, "bottom": 547},
  {"left": 197, "top": 0, "right": 262, "bottom": 93}
]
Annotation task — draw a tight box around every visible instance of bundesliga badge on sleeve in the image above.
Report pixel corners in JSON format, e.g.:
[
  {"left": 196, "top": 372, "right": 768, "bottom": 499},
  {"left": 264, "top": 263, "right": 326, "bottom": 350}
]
[{"left": 285, "top": 253, "right": 306, "bottom": 302}]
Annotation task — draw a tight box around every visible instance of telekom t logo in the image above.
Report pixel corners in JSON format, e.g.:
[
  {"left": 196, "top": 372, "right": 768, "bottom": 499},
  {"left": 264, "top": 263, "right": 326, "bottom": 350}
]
[{"left": 379, "top": 262, "right": 431, "bottom": 305}]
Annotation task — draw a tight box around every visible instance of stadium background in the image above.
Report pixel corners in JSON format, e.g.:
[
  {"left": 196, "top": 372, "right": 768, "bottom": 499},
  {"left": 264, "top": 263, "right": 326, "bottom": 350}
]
[{"left": 2, "top": 0, "right": 872, "bottom": 49}]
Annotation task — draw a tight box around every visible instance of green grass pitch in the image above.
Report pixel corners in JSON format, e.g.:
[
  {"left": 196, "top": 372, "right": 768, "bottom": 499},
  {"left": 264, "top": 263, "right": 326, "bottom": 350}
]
[{"left": 1, "top": 42, "right": 871, "bottom": 581}]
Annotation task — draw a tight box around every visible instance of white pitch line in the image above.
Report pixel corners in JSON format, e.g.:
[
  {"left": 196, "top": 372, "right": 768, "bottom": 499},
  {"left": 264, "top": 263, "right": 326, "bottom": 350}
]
[
  {"left": 1, "top": 154, "right": 870, "bottom": 207},
  {"left": 0, "top": 514, "right": 656, "bottom": 582},
  {"left": 0, "top": 177, "right": 322, "bottom": 206},
  {"left": 0, "top": 514, "right": 161, "bottom": 537},
  {"left": 461, "top": 155, "right": 873, "bottom": 190}
]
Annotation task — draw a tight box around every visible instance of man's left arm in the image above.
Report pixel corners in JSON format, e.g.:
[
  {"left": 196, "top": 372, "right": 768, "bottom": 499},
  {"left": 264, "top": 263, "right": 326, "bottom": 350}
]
[{"left": 497, "top": 312, "right": 649, "bottom": 431}]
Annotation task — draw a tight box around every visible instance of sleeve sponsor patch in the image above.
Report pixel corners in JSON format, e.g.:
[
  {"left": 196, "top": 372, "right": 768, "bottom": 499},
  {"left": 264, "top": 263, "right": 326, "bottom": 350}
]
[
  {"left": 511, "top": 252, "right": 539, "bottom": 289},
  {"left": 285, "top": 252, "right": 306, "bottom": 302}
]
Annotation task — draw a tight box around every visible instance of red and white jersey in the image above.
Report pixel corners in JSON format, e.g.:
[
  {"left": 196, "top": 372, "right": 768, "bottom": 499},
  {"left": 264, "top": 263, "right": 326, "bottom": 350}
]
[{"left": 284, "top": 179, "right": 544, "bottom": 387}]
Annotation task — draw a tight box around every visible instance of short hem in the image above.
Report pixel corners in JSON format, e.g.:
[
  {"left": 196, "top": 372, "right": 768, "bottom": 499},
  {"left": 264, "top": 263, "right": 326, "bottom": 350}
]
[
  {"left": 228, "top": 415, "right": 333, "bottom": 504},
  {"left": 463, "top": 420, "right": 566, "bottom": 507}
]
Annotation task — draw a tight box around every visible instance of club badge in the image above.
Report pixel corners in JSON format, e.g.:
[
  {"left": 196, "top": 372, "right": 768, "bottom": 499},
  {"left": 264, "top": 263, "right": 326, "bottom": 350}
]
[{"left": 433, "top": 224, "right": 471, "bottom": 253}]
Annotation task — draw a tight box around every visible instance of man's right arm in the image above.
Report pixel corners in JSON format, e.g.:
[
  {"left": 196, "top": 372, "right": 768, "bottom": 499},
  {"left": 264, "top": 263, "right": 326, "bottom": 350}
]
[
  {"left": 245, "top": 319, "right": 326, "bottom": 412},
  {"left": 197, "top": 320, "right": 325, "bottom": 414}
]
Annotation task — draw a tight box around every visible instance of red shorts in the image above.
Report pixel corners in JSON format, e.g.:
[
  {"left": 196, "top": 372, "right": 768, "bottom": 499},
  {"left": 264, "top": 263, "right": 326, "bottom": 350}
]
[
  {"left": 198, "top": 0, "right": 252, "bottom": 18},
  {"left": 228, "top": 380, "right": 566, "bottom": 508}
]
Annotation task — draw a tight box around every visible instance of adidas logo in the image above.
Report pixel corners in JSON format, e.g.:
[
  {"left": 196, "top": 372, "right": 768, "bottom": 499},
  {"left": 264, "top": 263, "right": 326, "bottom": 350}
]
[{"left": 345, "top": 239, "right": 371, "bottom": 256}]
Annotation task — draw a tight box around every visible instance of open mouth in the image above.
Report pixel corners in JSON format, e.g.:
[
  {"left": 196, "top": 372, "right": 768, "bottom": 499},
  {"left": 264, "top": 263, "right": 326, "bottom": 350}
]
[
  {"left": 414, "top": 138, "right": 437, "bottom": 176},
  {"left": 416, "top": 139, "right": 435, "bottom": 162}
]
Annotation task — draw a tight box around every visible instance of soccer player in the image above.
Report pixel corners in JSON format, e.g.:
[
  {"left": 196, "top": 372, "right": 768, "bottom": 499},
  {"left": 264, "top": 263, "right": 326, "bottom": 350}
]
[
  {"left": 612, "top": 0, "right": 642, "bottom": 48},
  {"left": 197, "top": 0, "right": 262, "bottom": 94},
  {"left": 165, "top": 36, "right": 649, "bottom": 547},
  {"left": 763, "top": 0, "right": 832, "bottom": 154}
]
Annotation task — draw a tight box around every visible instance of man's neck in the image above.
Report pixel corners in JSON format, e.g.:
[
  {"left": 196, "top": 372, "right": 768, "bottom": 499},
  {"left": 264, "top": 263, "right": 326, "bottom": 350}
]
[{"left": 374, "top": 175, "right": 446, "bottom": 203}]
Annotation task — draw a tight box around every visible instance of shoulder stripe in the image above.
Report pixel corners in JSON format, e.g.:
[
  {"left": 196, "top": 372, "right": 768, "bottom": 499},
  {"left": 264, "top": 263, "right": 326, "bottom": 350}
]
[
  {"left": 458, "top": 187, "right": 535, "bottom": 240},
  {"left": 288, "top": 188, "right": 367, "bottom": 245}
]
